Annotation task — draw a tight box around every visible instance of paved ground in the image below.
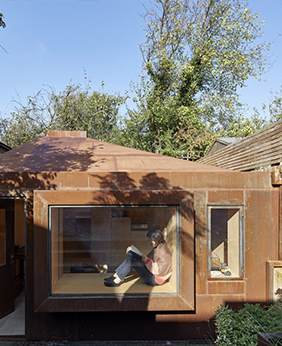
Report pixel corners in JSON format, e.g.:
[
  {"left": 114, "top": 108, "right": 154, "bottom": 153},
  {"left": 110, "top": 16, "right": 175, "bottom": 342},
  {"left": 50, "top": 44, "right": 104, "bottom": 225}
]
[{"left": 0, "top": 340, "right": 214, "bottom": 346}]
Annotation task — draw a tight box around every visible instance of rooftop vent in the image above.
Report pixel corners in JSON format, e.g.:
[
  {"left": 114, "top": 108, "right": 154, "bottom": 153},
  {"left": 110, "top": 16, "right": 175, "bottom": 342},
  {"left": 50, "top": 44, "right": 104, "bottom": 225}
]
[{"left": 46, "top": 131, "right": 87, "bottom": 138}]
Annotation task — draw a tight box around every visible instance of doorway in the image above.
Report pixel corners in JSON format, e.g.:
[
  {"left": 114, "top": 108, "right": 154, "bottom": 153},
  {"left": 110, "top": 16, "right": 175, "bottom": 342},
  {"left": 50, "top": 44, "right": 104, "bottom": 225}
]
[{"left": 0, "top": 198, "right": 25, "bottom": 336}]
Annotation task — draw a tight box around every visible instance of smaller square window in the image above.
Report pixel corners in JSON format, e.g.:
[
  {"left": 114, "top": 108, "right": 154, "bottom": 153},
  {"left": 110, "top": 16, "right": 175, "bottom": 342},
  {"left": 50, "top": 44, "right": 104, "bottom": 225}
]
[{"left": 208, "top": 206, "right": 244, "bottom": 279}]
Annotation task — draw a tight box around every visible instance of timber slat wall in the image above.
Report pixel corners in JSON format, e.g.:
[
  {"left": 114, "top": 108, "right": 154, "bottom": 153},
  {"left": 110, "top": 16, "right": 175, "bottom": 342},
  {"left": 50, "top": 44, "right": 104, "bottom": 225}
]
[{"left": 198, "top": 119, "right": 282, "bottom": 171}]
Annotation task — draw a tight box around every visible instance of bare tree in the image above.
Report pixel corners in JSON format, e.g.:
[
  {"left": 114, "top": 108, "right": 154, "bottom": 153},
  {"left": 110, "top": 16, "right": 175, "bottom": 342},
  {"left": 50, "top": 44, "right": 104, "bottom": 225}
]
[{"left": 0, "top": 11, "right": 8, "bottom": 53}]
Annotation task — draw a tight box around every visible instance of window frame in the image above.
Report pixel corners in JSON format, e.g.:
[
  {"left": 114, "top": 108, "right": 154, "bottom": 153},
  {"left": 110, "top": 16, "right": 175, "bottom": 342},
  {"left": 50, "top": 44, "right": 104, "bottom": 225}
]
[
  {"left": 207, "top": 205, "right": 245, "bottom": 280},
  {"left": 33, "top": 189, "right": 195, "bottom": 312},
  {"left": 48, "top": 204, "right": 180, "bottom": 297},
  {"left": 0, "top": 208, "right": 6, "bottom": 266}
]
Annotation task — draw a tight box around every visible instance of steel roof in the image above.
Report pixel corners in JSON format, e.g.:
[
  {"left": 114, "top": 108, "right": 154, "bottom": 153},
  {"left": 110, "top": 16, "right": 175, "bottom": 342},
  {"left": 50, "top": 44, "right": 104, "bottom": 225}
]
[{"left": 0, "top": 131, "right": 230, "bottom": 173}]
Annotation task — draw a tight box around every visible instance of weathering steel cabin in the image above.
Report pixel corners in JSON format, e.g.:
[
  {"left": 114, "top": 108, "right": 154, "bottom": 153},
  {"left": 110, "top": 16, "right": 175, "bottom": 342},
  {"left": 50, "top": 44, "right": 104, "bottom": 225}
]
[{"left": 0, "top": 130, "right": 280, "bottom": 341}]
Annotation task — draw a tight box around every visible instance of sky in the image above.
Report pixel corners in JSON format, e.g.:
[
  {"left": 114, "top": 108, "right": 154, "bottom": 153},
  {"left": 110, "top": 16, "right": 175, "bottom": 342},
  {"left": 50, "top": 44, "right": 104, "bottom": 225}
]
[{"left": 0, "top": 0, "right": 282, "bottom": 120}]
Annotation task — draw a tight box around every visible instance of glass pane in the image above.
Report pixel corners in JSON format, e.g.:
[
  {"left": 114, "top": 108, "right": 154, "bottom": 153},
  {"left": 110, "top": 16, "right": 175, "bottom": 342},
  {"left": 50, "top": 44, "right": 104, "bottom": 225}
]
[
  {"left": 50, "top": 206, "right": 178, "bottom": 295},
  {"left": 210, "top": 208, "right": 241, "bottom": 278},
  {"left": 0, "top": 209, "right": 6, "bottom": 266}
]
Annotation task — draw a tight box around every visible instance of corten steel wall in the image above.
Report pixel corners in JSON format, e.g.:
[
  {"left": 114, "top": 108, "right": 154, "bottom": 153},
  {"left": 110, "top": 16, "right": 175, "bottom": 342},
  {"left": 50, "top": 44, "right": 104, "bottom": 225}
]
[{"left": 0, "top": 170, "right": 279, "bottom": 341}]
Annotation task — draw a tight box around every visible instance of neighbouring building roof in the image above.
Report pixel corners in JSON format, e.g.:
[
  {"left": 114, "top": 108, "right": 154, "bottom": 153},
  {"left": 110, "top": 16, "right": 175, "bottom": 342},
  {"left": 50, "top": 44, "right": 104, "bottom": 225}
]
[
  {"left": 206, "top": 137, "right": 240, "bottom": 156},
  {"left": 0, "top": 131, "right": 230, "bottom": 173},
  {"left": 198, "top": 119, "right": 282, "bottom": 171},
  {"left": 0, "top": 141, "right": 11, "bottom": 154}
]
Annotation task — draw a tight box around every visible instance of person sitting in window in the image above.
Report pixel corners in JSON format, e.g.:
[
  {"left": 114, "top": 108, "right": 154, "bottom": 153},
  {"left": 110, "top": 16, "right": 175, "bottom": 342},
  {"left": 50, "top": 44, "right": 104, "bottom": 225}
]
[{"left": 104, "top": 227, "right": 172, "bottom": 287}]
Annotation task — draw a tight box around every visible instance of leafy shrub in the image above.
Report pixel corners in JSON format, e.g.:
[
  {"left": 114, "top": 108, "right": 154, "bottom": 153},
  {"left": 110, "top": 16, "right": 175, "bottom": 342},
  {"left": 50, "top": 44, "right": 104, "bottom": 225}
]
[{"left": 214, "top": 303, "right": 282, "bottom": 346}]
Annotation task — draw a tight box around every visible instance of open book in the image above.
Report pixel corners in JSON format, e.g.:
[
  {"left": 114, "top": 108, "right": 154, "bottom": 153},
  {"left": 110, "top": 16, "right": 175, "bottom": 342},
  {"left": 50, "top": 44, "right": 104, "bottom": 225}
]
[{"left": 126, "top": 244, "right": 143, "bottom": 260}]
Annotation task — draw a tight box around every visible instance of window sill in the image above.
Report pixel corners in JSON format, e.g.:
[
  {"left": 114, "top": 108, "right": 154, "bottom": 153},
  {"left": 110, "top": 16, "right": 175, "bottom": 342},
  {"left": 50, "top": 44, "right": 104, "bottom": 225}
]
[
  {"left": 51, "top": 273, "right": 177, "bottom": 295},
  {"left": 35, "top": 293, "right": 192, "bottom": 312}
]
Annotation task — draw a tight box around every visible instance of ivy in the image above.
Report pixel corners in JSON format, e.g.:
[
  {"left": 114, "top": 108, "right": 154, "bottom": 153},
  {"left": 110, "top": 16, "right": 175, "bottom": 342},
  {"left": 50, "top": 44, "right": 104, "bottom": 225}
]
[{"left": 122, "top": 0, "right": 272, "bottom": 160}]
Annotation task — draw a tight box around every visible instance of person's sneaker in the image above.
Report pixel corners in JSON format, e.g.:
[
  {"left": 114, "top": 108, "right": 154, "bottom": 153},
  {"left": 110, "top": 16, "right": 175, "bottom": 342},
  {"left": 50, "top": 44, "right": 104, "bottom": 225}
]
[{"left": 104, "top": 276, "right": 122, "bottom": 287}]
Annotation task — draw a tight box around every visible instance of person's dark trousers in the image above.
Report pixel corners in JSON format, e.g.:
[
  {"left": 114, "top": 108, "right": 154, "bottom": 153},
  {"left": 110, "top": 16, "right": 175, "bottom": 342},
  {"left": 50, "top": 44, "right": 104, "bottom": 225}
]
[{"left": 115, "top": 253, "right": 158, "bottom": 286}]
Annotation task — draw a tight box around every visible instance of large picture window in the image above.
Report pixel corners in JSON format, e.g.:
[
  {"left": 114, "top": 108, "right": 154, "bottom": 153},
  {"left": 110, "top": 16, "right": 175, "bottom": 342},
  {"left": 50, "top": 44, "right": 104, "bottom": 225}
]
[
  {"left": 208, "top": 206, "right": 244, "bottom": 279},
  {"left": 34, "top": 189, "right": 194, "bottom": 312},
  {"left": 50, "top": 205, "right": 179, "bottom": 295}
]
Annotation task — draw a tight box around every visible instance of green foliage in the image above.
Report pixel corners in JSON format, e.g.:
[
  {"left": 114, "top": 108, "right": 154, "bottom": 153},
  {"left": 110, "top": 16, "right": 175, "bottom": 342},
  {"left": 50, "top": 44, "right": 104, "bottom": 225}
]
[
  {"left": 244, "top": 85, "right": 282, "bottom": 129},
  {"left": 0, "top": 1, "right": 276, "bottom": 158},
  {"left": 0, "top": 79, "right": 126, "bottom": 148},
  {"left": 119, "top": 78, "right": 213, "bottom": 160},
  {"left": 49, "top": 82, "right": 126, "bottom": 142},
  {"left": 216, "top": 112, "right": 268, "bottom": 138},
  {"left": 214, "top": 303, "right": 282, "bottom": 346},
  {"left": 143, "top": 0, "right": 271, "bottom": 112},
  {"left": 264, "top": 86, "right": 282, "bottom": 124},
  {"left": 0, "top": 90, "right": 48, "bottom": 148},
  {"left": 122, "top": 0, "right": 272, "bottom": 159}
]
